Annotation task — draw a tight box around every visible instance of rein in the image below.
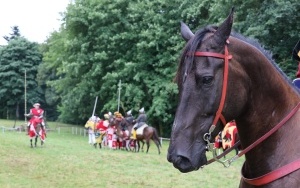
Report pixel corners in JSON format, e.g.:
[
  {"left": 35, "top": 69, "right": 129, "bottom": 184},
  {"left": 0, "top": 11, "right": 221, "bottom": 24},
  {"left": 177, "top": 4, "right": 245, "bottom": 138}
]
[
  {"left": 241, "top": 102, "right": 300, "bottom": 186},
  {"left": 189, "top": 43, "right": 300, "bottom": 185}
]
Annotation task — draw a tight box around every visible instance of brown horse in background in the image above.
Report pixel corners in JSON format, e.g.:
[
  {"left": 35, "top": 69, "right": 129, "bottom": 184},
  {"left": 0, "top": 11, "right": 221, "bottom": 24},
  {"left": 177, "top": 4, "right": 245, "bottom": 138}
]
[
  {"left": 167, "top": 8, "right": 300, "bottom": 187},
  {"left": 114, "top": 118, "right": 161, "bottom": 154}
]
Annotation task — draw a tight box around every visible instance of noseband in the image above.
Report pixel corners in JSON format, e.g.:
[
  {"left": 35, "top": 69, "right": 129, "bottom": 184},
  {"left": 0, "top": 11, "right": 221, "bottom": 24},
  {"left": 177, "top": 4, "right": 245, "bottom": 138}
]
[{"left": 188, "top": 42, "right": 300, "bottom": 186}]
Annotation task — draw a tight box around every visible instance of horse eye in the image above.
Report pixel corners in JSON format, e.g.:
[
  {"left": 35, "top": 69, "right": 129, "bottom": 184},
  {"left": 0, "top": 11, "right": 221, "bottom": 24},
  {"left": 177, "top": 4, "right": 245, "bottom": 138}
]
[{"left": 202, "top": 76, "right": 214, "bottom": 85}]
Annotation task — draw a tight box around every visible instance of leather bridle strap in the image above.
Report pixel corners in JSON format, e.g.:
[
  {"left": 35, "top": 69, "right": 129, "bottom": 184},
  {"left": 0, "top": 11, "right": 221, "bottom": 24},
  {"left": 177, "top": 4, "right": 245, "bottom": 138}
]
[
  {"left": 239, "top": 102, "right": 300, "bottom": 157},
  {"left": 242, "top": 158, "right": 300, "bottom": 186},
  {"left": 241, "top": 101, "right": 300, "bottom": 186},
  {"left": 194, "top": 45, "right": 233, "bottom": 128}
]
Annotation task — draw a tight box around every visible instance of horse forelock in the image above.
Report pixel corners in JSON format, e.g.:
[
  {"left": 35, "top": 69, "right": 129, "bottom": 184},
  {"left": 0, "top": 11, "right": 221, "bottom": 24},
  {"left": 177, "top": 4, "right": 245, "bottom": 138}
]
[{"left": 175, "top": 26, "right": 216, "bottom": 86}]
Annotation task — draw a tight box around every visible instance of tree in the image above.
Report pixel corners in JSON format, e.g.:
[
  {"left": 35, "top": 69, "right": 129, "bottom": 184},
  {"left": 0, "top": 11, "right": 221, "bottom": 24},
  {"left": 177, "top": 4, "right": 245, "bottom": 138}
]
[
  {"left": 41, "top": 0, "right": 210, "bottom": 135},
  {"left": 3, "top": 26, "right": 21, "bottom": 42},
  {"left": 41, "top": 0, "right": 299, "bottom": 137},
  {"left": 0, "top": 36, "right": 43, "bottom": 119}
]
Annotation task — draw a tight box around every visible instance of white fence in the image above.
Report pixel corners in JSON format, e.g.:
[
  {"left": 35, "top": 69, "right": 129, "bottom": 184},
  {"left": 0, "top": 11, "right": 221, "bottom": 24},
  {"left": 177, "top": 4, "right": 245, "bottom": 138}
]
[
  {"left": 55, "top": 126, "right": 171, "bottom": 144},
  {"left": 1, "top": 126, "right": 21, "bottom": 133},
  {"left": 56, "top": 126, "right": 87, "bottom": 137},
  {"left": 1, "top": 125, "right": 170, "bottom": 144},
  {"left": 160, "top": 137, "right": 170, "bottom": 144}
]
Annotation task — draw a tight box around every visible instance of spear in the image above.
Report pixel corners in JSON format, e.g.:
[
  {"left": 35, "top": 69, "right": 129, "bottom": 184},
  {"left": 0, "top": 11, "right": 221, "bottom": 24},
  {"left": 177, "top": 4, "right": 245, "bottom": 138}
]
[
  {"left": 117, "top": 80, "right": 121, "bottom": 112},
  {"left": 92, "top": 96, "right": 98, "bottom": 117},
  {"left": 24, "top": 69, "right": 27, "bottom": 124}
]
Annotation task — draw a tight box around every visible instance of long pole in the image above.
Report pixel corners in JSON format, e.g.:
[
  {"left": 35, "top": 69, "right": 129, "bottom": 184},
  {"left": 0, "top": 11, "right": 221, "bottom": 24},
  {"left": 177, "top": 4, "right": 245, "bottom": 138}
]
[
  {"left": 117, "top": 80, "right": 121, "bottom": 112},
  {"left": 24, "top": 69, "right": 27, "bottom": 123},
  {"left": 92, "top": 96, "right": 98, "bottom": 117}
]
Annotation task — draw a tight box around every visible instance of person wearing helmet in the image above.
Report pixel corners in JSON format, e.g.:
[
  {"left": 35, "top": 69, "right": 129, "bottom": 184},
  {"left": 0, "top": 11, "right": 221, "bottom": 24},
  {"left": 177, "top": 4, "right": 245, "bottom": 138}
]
[
  {"left": 125, "top": 109, "right": 134, "bottom": 125},
  {"left": 131, "top": 107, "right": 147, "bottom": 140}
]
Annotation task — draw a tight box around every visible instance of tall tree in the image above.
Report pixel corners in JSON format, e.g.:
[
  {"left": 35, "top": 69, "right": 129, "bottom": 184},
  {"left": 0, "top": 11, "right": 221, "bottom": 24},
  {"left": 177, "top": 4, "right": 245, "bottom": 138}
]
[
  {"left": 3, "top": 26, "right": 21, "bottom": 42},
  {"left": 209, "top": 0, "right": 300, "bottom": 77},
  {"left": 0, "top": 36, "right": 43, "bottom": 119},
  {"left": 41, "top": 0, "right": 209, "bottom": 135},
  {"left": 41, "top": 0, "right": 299, "bottom": 136}
]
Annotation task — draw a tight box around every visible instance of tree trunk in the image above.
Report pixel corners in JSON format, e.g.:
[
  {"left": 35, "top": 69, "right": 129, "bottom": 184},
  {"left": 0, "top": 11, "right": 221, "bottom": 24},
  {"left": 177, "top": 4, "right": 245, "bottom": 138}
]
[{"left": 14, "top": 102, "right": 19, "bottom": 128}]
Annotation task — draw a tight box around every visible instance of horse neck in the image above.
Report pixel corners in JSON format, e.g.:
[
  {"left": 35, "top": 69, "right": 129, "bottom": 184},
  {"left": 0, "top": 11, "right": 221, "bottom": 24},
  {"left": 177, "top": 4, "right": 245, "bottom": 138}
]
[{"left": 230, "top": 38, "right": 300, "bottom": 178}]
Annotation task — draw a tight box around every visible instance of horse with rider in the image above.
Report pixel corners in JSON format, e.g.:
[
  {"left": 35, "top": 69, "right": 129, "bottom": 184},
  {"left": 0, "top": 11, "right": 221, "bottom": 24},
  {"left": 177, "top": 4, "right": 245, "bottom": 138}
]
[
  {"left": 25, "top": 103, "right": 46, "bottom": 148},
  {"left": 110, "top": 108, "right": 161, "bottom": 154}
]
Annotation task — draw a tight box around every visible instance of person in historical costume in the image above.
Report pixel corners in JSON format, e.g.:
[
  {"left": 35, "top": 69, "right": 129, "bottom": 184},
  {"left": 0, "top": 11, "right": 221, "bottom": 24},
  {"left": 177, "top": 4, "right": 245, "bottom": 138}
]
[
  {"left": 221, "top": 120, "right": 237, "bottom": 150},
  {"left": 131, "top": 107, "right": 147, "bottom": 140},
  {"left": 25, "top": 103, "right": 46, "bottom": 139},
  {"left": 95, "top": 114, "right": 110, "bottom": 148},
  {"left": 85, "top": 115, "right": 100, "bottom": 147},
  {"left": 293, "top": 40, "right": 300, "bottom": 78},
  {"left": 106, "top": 112, "right": 118, "bottom": 149},
  {"left": 114, "top": 111, "right": 126, "bottom": 130},
  {"left": 214, "top": 131, "right": 222, "bottom": 149},
  {"left": 125, "top": 109, "right": 134, "bottom": 125}
]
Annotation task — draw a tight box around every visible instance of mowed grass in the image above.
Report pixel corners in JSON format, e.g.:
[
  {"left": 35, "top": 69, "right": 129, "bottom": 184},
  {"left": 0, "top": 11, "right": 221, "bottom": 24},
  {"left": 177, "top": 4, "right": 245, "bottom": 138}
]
[{"left": 0, "top": 119, "right": 244, "bottom": 188}]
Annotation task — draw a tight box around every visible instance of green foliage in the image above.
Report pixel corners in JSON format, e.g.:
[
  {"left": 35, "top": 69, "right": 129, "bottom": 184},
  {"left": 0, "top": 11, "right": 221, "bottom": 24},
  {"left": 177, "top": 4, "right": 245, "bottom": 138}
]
[
  {"left": 234, "top": 0, "right": 300, "bottom": 75},
  {"left": 0, "top": 36, "right": 43, "bottom": 119},
  {"left": 39, "top": 0, "right": 300, "bottom": 137}
]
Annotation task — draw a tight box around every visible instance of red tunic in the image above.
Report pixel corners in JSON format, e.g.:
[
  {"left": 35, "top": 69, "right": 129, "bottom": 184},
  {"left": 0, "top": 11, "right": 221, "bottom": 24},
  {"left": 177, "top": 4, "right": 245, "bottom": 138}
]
[
  {"left": 29, "top": 108, "right": 44, "bottom": 127},
  {"left": 96, "top": 120, "right": 108, "bottom": 131}
]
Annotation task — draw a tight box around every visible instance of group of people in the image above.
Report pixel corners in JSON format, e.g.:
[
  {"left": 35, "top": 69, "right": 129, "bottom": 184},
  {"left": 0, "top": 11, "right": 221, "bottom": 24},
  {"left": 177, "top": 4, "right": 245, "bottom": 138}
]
[
  {"left": 22, "top": 40, "right": 299, "bottom": 149},
  {"left": 84, "top": 107, "right": 148, "bottom": 149}
]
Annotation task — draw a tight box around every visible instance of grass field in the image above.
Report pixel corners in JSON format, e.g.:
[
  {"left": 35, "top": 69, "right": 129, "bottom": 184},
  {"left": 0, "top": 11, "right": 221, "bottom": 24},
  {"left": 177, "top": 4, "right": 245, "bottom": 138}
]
[{"left": 0, "top": 119, "right": 244, "bottom": 188}]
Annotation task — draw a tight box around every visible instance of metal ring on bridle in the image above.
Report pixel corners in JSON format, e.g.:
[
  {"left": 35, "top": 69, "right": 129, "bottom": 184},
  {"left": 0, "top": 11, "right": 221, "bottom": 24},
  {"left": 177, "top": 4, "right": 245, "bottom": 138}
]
[{"left": 203, "top": 133, "right": 211, "bottom": 142}]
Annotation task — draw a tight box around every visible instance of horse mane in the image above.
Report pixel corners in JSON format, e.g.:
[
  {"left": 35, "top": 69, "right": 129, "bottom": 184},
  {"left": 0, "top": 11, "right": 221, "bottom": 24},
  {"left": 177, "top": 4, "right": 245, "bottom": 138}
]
[
  {"left": 230, "top": 31, "right": 294, "bottom": 85},
  {"left": 175, "top": 25, "right": 295, "bottom": 88}
]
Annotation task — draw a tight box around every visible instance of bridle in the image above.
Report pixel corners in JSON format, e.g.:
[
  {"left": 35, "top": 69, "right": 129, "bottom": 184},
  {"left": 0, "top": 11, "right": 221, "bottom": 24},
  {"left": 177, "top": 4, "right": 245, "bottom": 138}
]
[
  {"left": 188, "top": 41, "right": 300, "bottom": 186},
  {"left": 187, "top": 43, "right": 233, "bottom": 166}
]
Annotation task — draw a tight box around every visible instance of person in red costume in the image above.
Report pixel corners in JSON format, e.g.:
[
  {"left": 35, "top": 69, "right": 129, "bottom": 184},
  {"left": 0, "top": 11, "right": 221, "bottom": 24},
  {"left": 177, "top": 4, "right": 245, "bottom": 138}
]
[{"left": 25, "top": 103, "right": 45, "bottom": 137}]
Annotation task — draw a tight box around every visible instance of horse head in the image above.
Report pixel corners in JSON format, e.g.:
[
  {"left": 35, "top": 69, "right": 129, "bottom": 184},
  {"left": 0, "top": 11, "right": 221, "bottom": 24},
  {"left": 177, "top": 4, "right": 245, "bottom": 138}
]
[{"left": 167, "top": 8, "right": 250, "bottom": 172}]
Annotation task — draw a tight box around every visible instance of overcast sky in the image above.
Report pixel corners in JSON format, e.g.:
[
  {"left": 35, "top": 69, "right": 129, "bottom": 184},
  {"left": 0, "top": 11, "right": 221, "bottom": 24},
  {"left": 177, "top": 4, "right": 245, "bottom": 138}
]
[{"left": 0, "top": 0, "right": 70, "bottom": 45}]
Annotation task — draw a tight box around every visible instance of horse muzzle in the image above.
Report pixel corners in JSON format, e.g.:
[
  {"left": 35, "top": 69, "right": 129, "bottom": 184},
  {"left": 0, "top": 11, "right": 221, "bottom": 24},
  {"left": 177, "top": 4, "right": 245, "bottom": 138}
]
[
  {"left": 167, "top": 146, "right": 207, "bottom": 173},
  {"left": 167, "top": 155, "right": 198, "bottom": 173}
]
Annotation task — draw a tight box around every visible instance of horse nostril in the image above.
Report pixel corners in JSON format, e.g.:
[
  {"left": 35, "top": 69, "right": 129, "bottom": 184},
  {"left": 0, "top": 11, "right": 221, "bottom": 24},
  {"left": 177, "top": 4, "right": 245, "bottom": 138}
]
[
  {"left": 176, "top": 155, "right": 191, "bottom": 165},
  {"left": 174, "top": 156, "right": 182, "bottom": 163}
]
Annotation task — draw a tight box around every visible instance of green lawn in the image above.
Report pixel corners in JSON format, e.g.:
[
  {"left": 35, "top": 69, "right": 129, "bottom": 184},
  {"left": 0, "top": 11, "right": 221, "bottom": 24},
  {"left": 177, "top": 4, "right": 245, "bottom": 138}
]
[{"left": 0, "top": 119, "right": 244, "bottom": 188}]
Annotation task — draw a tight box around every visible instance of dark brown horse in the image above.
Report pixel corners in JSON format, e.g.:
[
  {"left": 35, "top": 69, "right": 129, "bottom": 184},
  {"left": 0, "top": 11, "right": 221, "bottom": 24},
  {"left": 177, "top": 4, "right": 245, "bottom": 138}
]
[
  {"left": 167, "top": 8, "right": 300, "bottom": 187},
  {"left": 114, "top": 117, "right": 162, "bottom": 154}
]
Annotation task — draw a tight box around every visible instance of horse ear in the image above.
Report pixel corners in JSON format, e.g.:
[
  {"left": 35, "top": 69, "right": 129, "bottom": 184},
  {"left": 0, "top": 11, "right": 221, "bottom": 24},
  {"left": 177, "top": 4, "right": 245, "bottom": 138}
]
[
  {"left": 180, "top": 21, "right": 194, "bottom": 41},
  {"left": 214, "top": 7, "right": 235, "bottom": 45}
]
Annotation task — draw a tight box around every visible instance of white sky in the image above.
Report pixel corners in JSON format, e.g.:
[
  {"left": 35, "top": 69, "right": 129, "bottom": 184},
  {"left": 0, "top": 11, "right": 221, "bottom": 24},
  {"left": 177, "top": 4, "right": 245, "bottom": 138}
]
[{"left": 0, "top": 0, "right": 71, "bottom": 45}]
